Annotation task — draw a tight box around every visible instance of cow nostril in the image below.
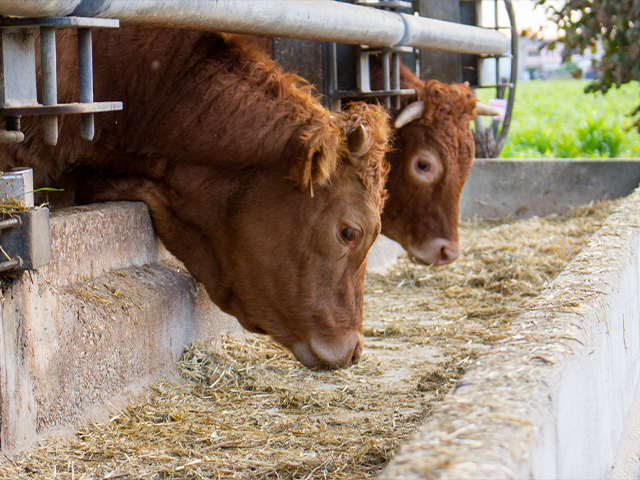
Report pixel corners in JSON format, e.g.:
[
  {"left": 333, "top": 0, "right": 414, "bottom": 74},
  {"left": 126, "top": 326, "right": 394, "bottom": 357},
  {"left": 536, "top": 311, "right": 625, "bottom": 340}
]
[
  {"left": 436, "top": 246, "right": 459, "bottom": 266},
  {"left": 350, "top": 340, "right": 363, "bottom": 365}
]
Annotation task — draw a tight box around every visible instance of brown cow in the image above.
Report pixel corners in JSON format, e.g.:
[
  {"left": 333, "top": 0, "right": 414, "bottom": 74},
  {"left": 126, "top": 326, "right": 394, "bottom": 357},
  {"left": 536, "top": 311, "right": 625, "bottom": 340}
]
[
  {"left": 2, "top": 27, "right": 391, "bottom": 369},
  {"left": 366, "top": 63, "right": 496, "bottom": 267},
  {"left": 380, "top": 68, "right": 477, "bottom": 266}
]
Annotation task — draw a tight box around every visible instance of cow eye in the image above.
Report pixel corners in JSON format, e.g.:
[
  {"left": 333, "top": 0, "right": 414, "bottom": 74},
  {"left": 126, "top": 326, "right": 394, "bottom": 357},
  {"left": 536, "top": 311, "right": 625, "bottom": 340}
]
[
  {"left": 412, "top": 152, "right": 441, "bottom": 183},
  {"left": 417, "top": 161, "right": 430, "bottom": 172},
  {"left": 338, "top": 224, "right": 362, "bottom": 250}
]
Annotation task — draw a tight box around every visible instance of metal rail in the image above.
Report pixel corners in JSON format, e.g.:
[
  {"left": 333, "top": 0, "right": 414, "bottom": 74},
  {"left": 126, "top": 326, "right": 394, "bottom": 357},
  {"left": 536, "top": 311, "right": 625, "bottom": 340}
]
[{"left": 0, "top": 0, "right": 510, "bottom": 55}]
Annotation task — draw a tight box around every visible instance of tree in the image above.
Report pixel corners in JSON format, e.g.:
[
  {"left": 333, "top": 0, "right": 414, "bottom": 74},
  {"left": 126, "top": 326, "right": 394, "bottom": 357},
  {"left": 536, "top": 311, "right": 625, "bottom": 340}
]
[{"left": 537, "top": 0, "right": 640, "bottom": 129}]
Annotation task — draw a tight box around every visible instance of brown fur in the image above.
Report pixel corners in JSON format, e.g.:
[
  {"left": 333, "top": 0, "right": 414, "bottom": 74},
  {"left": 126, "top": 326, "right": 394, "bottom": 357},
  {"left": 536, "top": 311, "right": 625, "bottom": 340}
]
[{"left": 1, "top": 26, "right": 391, "bottom": 369}]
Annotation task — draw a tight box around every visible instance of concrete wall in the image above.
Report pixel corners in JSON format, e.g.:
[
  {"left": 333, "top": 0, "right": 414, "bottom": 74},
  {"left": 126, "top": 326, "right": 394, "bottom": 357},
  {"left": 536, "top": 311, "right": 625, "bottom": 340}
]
[
  {"left": 0, "top": 202, "right": 244, "bottom": 454},
  {"left": 380, "top": 185, "right": 640, "bottom": 479},
  {"left": 461, "top": 158, "right": 640, "bottom": 219}
]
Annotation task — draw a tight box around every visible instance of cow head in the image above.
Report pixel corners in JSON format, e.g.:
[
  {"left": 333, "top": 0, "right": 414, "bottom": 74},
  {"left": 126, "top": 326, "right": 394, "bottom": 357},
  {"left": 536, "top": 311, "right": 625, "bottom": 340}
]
[
  {"left": 80, "top": 102, "right": 390, "bottom": 370},
  {"left": 381, "top": 79, "right": 484, "bottom": 266},
  {"left": 221, "top": 103, "right": 389, "bottom": 369}
]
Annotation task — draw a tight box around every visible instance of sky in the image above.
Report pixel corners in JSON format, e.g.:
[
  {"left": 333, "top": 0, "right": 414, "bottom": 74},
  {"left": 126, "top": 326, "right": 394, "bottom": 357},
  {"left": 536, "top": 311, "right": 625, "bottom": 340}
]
[{"left": 480, "top": 0, "right": 564, "bottom": 38}]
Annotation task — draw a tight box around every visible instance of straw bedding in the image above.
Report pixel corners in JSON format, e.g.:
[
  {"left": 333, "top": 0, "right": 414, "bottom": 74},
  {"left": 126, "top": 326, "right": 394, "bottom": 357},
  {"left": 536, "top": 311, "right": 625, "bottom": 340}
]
[{"left": 0, "top": 200, "right": 618, "bottom": 479}]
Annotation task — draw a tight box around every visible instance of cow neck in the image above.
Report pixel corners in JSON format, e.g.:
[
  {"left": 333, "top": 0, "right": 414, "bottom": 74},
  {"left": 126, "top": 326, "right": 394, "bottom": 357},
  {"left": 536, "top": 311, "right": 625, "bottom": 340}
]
[{"left": 85, "top": 26, "right": 329, "bottom": 178}]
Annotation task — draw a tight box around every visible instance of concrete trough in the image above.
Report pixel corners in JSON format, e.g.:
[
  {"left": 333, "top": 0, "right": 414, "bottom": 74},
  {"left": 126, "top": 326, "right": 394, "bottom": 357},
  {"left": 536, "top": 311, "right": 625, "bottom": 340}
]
[
  {"left": 2, "top": 158, "right": 640, "bottom": 479},
  {"left": 379, "top": 159, "right": 640, "bottom": 479}
]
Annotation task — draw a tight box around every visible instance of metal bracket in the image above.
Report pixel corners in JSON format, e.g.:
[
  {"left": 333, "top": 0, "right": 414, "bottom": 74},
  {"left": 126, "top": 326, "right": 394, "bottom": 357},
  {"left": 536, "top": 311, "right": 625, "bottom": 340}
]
[
  {"left": 0, "top": 16, "right": 122, "bottom": 146},
  {"left": 328, "top": 1, "right": 416, "bottom": 111},
  {"left": 0, "top": 167, "right": 51, "bottom": 272}
]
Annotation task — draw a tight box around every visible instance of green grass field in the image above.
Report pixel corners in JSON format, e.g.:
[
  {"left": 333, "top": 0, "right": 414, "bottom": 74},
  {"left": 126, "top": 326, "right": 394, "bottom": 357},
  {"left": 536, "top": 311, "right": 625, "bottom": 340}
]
[{"left": 477, "top": 80, "right": 640, "bottom": 158}]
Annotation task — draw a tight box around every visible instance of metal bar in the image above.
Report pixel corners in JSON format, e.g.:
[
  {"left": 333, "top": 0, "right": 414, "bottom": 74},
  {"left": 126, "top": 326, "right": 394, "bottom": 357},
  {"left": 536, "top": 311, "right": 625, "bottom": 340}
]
[
  {"left": 328, "top": 42, "right": 340, "bottom": 112},
  {"left": 0, "top": 16, "right": 119, "bottom": 28},
  {"left": 0, "top": 257, "right": 22, "bottom": 272},
  {"left": 40, "top": 26, "right": 58, "bottom": 145},
  {"left": 0, "top": 130, "right": 24, "bottom": 142},
  {"left": 494, "top": 0, "right": 518, "bottom": 157},
  {"left": 0, "top": 217, "right": 20, "bottom": 231},
  {"left": 0, "top": 1, "right": 510, "bottom": 55},
  {"left": 391, "top": 52, "right": 401, "bottom": 109},
  {"left": 332, "top": 88, "right": 415, "bottom": 98},
  {"left": 0, "top": 101, "right": 123, "bottom": 116},
  {"left": 358, "top": 51, "right": 371, "bottom": 93},
  {"left": 77, "top": 27, "right": 94, "bottom": 140},
  {"left": 382, "top": 52, "right": 391, "bottom": 109}
]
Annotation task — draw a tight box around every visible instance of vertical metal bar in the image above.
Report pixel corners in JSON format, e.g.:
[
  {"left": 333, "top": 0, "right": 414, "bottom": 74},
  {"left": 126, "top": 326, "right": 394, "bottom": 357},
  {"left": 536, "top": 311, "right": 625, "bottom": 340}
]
[
  {"left": 391, "top": 51, "right": 401, "bottom": 109},
  {"left": 40, "top": 26, "right": 58, "bottom": 146},
  {"left": 77, "top": 27, "right": 94, "bottom": 140},
  {"left": 492, "top": 0, "right": 500, "bottom": 139},
  {"left": 382, "top": 51, "right": 391, "bottom": 109},
  {"left": 358, "top": 50, "right": 371, "bottom": 93},
  {"left": 329, "top": 42, "right": 341, "bottom": 112},
  {"left": 5, "top": 116, "right": 20, "bottom": 132}
]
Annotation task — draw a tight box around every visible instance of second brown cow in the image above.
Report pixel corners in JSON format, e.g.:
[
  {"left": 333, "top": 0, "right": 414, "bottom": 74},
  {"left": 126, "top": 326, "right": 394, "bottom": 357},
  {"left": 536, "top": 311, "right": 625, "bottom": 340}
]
[{"left": 380, "top": 67, "right": 481, "bottom": 266}]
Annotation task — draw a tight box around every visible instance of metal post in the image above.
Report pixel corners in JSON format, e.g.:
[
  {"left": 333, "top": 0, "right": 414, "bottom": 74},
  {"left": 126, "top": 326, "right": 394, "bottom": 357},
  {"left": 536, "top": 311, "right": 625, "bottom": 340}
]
[
  {"left": 329, "top": 42, "right": 341, "bottom": 112},
  {"left": 40, "top": 26, "right": 58, "bottom": 145},
  {"left": 77, "top": 27, "right": 94, "bottom": 140},
  {"left": 392, "top": 51, "right": 401, "bottom": 109},
  {"left": 382, "top": 52, "right": 391, "bottom": 109},
  {"left": 358, "top": 51, "right": 371, "bottom": 93}
]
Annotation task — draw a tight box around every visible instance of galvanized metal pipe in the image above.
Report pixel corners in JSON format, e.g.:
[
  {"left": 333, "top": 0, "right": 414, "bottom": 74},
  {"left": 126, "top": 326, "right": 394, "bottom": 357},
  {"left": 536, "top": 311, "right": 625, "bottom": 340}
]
[
  {"left": 391, "top": 52, "right": 401, "bottom": 109},
  {"left": 0, "top": 216, "right": 21, "bottom": 231},
  {"left": 0, "top": 257, "right": 22, "bottom": 272},
  {"left": 40, "top": 26, "right": 59, "bottom": 145},
  {"left": 77, "top": 27, "right": 94, "bottom": 140},
  {"left": 0, "top": 129, "right": 24, "bottom": 143},
  {"left": 381, "top": 52, "right": 391, "bottom": 109},
  {"left": 0, "top": 0, "right": 509, "bottom": 55}
]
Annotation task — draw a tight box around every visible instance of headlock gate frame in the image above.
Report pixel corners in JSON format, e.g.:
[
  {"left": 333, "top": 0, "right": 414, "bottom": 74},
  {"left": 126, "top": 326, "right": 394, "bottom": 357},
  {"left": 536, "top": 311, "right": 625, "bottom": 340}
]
[{"left": 0, "top": 0, "right": 510, "bottom": 272}]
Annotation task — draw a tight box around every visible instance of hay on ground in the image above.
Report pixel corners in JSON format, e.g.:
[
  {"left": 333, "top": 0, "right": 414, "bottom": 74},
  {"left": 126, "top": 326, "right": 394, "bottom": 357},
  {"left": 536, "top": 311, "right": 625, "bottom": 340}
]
[{"left": 0, "top": 200, "right": 618, "bottom": 480}]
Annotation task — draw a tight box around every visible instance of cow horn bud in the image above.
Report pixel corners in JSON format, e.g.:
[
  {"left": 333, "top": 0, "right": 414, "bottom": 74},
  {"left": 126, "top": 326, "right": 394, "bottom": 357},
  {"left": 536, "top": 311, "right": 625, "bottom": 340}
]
[
  {"left": 476, "top": 102, "right": 501, "bottom": 116},
  {"left": 346, "top": 124, "right": 367, "bottom": 153},
  {"left": 394, "top": 101, "right": 425, "bottom": 129}
]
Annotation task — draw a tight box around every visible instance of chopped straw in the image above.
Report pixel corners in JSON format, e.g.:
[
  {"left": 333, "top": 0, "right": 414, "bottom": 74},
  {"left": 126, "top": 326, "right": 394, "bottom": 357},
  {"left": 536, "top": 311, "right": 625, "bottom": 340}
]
[{"left": 0, "top": 200, "right": 618, "bottom": 479}]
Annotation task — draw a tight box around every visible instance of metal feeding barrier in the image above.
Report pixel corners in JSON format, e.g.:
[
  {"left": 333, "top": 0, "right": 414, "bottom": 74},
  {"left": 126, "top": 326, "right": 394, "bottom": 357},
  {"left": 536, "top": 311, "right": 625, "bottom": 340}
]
[
  {"left": 0, "top": 0, "right": 510, "bottom": 273},
  {"left": 0, "top": 16, "right": 122, "bottom": 146},
  {"left": 327, "top": 0, "right": 416, "bottom": 111}
]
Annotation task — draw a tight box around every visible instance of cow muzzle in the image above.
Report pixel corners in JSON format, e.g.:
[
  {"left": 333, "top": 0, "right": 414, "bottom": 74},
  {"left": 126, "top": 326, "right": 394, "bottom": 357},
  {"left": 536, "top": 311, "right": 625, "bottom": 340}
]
[
  {"left": 409, "top": 238, "right": 460, "bottom": 266},
  {"left": 291, "top": 331, "right": 364, "bottom": 369}
]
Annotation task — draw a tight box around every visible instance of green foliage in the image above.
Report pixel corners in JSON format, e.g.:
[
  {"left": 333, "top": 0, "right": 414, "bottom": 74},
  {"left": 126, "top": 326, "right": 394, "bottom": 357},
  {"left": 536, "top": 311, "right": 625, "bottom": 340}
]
[
  {"left": 536, "top": 0, "right": 640, "bottom": 130},
  {"left": 477, "top": 79, "right": 640, "bottom": 158}
]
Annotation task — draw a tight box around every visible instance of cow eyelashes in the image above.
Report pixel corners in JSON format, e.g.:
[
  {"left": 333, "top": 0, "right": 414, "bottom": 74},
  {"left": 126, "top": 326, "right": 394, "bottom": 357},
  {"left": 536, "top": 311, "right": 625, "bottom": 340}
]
[{"left": 338, "top": 223, "right": 362, "bottom": 250}]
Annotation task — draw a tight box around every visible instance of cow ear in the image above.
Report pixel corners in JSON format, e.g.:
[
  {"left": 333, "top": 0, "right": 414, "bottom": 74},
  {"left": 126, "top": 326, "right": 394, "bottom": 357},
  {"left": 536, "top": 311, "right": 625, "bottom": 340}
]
[
  {"left": 346, "top": 124, "right": 367, "bottom": 154},
  {"left": 290, "top": 122, "right": 341, "bottom": 191}
]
